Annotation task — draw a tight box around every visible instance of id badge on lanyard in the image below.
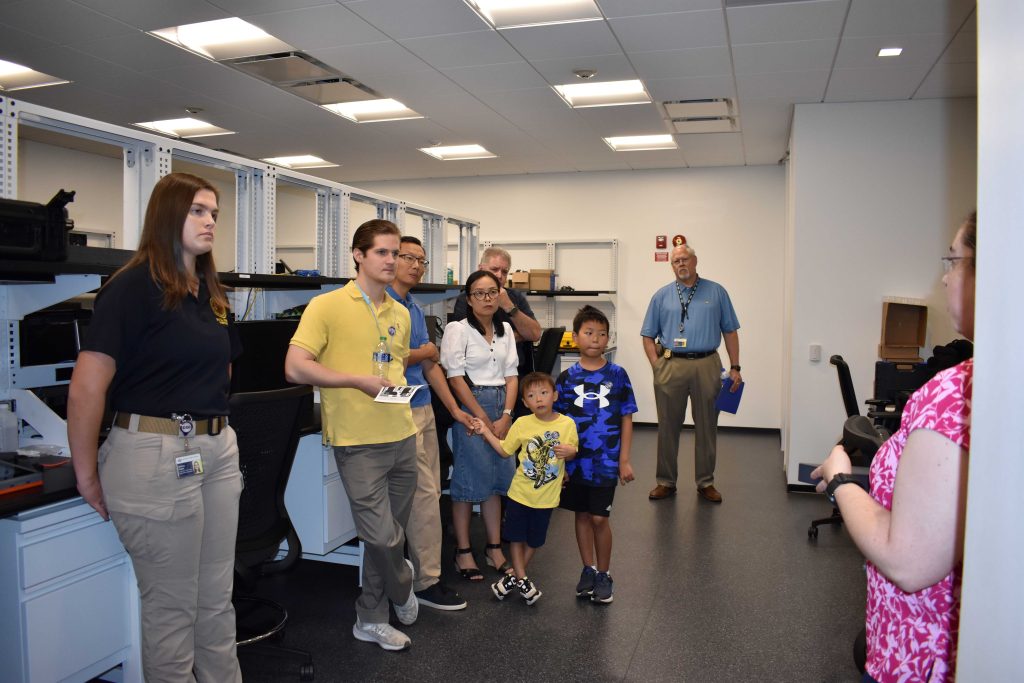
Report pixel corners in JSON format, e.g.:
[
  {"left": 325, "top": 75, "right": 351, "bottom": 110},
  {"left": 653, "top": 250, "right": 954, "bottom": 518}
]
[{"left": 172, "top": 413, "right": 203, "bottom": 478}]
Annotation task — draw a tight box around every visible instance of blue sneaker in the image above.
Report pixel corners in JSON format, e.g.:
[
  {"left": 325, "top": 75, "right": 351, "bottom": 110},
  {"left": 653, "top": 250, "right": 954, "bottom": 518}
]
[
  {"left": 576, "top": 565, "right": 597, "bottom": 597},
  {"left": 591, "top": 571, "right": 613, "bottom": 604}
]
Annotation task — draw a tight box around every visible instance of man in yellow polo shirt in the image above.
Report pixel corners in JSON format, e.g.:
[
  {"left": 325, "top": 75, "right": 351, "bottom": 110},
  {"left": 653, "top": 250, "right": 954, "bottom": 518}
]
[{"left": 286, "top": 219, "right": 419, "bottom": 652}]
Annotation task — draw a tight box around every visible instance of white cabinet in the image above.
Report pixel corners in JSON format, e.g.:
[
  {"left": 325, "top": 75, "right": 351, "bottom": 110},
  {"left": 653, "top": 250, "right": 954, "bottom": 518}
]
[{"left": 0, "top": 500, "right": 141, "bottom": 683}]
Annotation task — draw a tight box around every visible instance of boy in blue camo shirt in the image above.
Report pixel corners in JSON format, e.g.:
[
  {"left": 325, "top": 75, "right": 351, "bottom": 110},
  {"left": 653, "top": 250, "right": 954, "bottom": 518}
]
[{"left": 555, "top": 305, "right": 638, "bottom": 604}]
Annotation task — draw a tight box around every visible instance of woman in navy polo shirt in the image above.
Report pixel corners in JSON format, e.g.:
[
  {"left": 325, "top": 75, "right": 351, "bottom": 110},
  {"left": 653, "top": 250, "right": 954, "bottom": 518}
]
[{"left": 69, "top": 172, "right": 242, "bottom": 682}]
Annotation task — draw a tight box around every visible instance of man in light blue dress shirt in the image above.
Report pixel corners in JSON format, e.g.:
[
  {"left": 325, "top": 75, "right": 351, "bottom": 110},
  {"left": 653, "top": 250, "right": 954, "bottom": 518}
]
[{"left": 640, "top": 244, "right": 742, "bottom": 503}]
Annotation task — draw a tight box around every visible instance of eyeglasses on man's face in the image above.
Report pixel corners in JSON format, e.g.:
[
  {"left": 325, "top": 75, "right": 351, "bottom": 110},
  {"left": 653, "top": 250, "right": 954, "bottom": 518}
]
[
  {"left": 941, "top": 255, "right": 973, "bottom": 273},
  {"left": 398, "top": 253, "right": 429, "bottom": 267},
  {"left": 470, "top": 288, "right": 500, "bottom": 301}
]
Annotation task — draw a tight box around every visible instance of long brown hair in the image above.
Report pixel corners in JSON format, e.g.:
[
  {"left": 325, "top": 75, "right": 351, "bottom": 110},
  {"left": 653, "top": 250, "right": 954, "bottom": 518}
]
[{"left": 114, "top": 172, "right": 228, "bottom": 312}]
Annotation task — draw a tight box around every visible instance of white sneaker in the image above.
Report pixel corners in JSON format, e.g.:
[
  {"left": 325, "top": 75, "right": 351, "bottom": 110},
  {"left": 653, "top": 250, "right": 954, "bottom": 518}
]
[
  {"left": 352, "top": 618, "right": 411, "bottom": 651},
  {"left": 394, "top": 559, "right": 419, "bottom": 626}
]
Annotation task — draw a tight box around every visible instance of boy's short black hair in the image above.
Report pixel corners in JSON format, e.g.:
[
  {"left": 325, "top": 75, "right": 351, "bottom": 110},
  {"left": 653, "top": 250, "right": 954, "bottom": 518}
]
[
  {"left": 573, "top": 305, "right": 609, "bottom": 334},
  {"left": 520, "top": 371, "right": 556, "bottom": 398}
]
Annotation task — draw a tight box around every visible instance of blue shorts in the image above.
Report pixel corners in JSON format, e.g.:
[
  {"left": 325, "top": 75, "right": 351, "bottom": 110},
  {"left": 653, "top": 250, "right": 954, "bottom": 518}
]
[
  {"left": 502, "top": 498, "right": 553, "bottom": 549},
  {"left": 450, "top": 386, "right": 515, "bottom": 503}
]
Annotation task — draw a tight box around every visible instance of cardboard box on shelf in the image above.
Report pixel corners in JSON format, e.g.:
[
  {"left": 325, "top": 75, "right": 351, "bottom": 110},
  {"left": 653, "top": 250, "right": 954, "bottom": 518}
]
[
  {"left": 879, "top": 298, "right": 927, "bottom": 361},
  {"left": 508, "top": 271, "right": 530, "bottom": 289},
  {"left": 529, "top": 269, "right": 555, "bottom": 291}
]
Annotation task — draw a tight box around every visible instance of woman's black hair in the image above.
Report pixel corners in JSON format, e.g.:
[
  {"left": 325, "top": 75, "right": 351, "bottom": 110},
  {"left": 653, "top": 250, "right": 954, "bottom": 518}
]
[{"left": 464, "top": 270, "right": 506, "bottom": 338}]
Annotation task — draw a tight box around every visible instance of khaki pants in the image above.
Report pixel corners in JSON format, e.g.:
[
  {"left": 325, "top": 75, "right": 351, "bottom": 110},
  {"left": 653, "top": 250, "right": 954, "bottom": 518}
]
[
  {"left": 99, "top": 425, "right": 243, "bottom": 683},
  {"left": 653, "top": 352, "right": 722, "bottom": 489},
  {"left": 333, "top": 436, "right": 417, "bottom": 623},
  {"left": 407, "top": 405, "right": 442, "bottom": 592}
]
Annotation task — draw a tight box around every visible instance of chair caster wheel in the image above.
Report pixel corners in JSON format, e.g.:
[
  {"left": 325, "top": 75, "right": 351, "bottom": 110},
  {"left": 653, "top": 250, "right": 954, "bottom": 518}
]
[
  {"left": 808, "top": 526, "right": 818, "bottom": 540},
  {"left": 300, "top": 662, "right": 314, "bottom": 681}
]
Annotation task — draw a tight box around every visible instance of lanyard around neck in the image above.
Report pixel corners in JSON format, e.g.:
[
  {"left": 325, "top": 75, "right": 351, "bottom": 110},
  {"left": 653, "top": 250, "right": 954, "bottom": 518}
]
[
  {"left": 354, "top": 282, "right": 393, "bottom": 355},
  {"left": 676, "top": 276, "right": 699, "bottom": 334}
]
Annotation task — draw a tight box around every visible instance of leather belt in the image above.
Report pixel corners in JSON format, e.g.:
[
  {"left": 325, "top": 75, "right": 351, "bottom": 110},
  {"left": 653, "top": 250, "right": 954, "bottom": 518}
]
[
  {"left": 113, "top": 412, "right": 228, "bottom": 436},
  {"left": 671, "top": 350, "right": 715, "bottom": 359}
]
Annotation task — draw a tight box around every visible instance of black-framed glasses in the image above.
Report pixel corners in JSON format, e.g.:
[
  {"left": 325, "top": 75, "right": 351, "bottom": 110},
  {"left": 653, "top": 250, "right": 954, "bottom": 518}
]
[
  {"left": 398, "top": 253, "right": 429, "bottom": 267},
  {"left": 941, "top": 255, "right": 973, "bottom": 273},
  {"left": 470, "top": 288, "right": 500, "bottom": 301}
]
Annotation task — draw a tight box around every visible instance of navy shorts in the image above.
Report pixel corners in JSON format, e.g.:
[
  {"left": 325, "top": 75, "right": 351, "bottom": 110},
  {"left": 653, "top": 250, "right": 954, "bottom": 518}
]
[
  {"left": 502, "top": 498, "right": 553, "bottom": 548},
  {"left": 559, "top": 478, "right": 616, "bottom": 517}
]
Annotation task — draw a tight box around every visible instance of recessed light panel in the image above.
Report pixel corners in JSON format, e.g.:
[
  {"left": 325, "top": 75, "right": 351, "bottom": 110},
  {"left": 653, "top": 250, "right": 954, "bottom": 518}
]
[
  {"left": 553, "top": 79, "right": 651, "bottom": 108},
  {"left": 262, "top": 155, "right": 339, "bottom": 169},
  {"left": 604, "top": 135, "right": 677, "bottom": 152},
  {"left": 419, "top": 144, "right": 496, "bottom": 161},
  {"left": 322, "top": 98, "right": 423, "bottom": 123},
  {"left": 133, "top": 118, "right": 235, "bottom": 138},
  {"left": 0, "top": 59, "right": 70, "bottom": 91},
  {"left": 150, "top": 18, "right": 295, "bottom": 61},
  {"left": 877, "top": 47, "right": 903, "bottom": 57},
  {"left": 465, "top": 0, "right": 602, "bottom": 29}
]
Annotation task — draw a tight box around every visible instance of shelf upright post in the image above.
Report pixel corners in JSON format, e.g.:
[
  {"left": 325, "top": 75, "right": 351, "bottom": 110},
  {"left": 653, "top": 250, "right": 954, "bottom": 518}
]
[
  {"left": 0, "top": 96, "right": 17, "bottom": 201},
  {"left": 122, "top": 142, "right": 171, "bottom": 250},
  {"left": 338, "top": 190, "right": 352, "bottom": 278}
]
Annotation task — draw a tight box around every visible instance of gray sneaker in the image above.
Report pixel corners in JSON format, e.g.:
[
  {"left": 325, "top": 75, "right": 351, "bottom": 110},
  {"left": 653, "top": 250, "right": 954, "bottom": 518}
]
[
  {"left": 575, "top": 565, "right": 597, "bottom": 597},
  {"left": 591, "top": 571, "right": 613, "bottom": 604},
  {"left": 394, "top": 559, "right": 419, "bottom": 625},
  {"left": 352, "top": 618, "right": 411, "bottom": 651}
]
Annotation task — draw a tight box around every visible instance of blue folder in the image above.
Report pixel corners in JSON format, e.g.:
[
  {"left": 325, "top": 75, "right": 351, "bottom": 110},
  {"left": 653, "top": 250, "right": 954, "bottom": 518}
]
[{"left": 716, "top": 378, "right": 744, "bottom": 414}]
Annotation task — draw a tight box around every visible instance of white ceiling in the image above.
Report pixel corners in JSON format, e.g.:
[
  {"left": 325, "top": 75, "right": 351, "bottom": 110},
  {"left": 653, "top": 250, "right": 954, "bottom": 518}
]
[{"left": 0, "top": 0, "right": 976, "bottom": 183}]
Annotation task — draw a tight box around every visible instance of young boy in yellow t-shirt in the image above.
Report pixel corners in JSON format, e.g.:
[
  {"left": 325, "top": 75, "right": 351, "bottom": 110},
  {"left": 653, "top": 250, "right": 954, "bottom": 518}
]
[{"left": 472, "top": 372, "right": 577, "bottom": 605}]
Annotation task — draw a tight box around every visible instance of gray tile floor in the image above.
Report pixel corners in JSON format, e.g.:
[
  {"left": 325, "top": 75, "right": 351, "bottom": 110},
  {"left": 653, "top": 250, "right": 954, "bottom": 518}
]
[{"left": 239, "top": 426, "right": 867, "bottom": 682}]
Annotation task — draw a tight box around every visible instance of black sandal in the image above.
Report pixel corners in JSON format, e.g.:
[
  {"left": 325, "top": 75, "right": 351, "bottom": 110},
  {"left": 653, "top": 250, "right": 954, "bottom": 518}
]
[
  {"left": 485, "top": 543, "right": 514, "bottom": 575},
  {"left": 453, "top": 547, "right": 483, "bottom": 581}
]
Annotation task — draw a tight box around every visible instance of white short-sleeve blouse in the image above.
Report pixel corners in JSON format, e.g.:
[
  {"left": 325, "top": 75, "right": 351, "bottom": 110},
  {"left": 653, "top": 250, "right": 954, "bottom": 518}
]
[{"left": 440, "top": 319, "right": 519, "bottom": 386}]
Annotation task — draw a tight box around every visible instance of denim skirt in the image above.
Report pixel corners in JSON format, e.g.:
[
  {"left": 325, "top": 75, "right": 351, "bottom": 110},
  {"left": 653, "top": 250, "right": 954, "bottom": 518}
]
[{"left": 450, "top": 385, "right": 515, "bottom": 503}]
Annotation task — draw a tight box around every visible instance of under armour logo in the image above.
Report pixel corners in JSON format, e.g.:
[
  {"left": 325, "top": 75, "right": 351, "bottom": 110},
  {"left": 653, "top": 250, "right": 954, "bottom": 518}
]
[{"left": 574, "top": 384, "right": 610, "bottom": 408}]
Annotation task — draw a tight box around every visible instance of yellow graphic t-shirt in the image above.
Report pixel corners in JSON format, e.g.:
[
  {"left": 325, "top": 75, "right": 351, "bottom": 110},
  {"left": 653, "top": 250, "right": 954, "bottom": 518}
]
[{"left": 501, "top": 413, "right": 579, "bottom": 509}]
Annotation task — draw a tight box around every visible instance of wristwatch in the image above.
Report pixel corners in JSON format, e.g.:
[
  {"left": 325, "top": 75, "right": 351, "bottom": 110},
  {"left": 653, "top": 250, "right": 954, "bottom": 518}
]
[
  {"left": 501, "top": 408, "right": 513, "bottom": 417},
  {"left": 505, "top": 306, "right": 519, "bottom": 317},
  {"left": 825, "top": 473, "right": 864, "bottom": 504},
  {"left": 730, "top": 365, "right": 741, "bottom": 372}
]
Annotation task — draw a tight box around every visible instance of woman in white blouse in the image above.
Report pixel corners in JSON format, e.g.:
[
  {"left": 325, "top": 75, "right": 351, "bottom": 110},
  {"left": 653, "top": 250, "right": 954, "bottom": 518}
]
[{"left": 440, "top": 270, "right": 520, "bottom": 580}]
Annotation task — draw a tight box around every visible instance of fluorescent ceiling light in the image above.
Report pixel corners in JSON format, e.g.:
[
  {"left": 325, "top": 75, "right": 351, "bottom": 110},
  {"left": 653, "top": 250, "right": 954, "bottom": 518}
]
[
  {"left": 465, "top": 0, "right": 602, "bottom": 29},
  {"left": 322, "top": 98, "right": 423, "bottom": 123},
  {"left": 553, "top": 79, "right": 651, "bottom": 108},
  {"left": 262, "top": 155, "right": 339, "bottom": 169},
  {"left": 604, "top": 135, "right": 677, "bottom": 152},
  {"left": 0, "top": 59, "right": 70, "bottom": 91},
  {"left": 133, "top": 118, "right": 235, "bottom": 138},
  {"left": 419, "top": 144, "right": 496, "bottom": 161},
  {"left": 877, "top": 47, "right": 903, "bottom": 57},
  {"left": 150, "top": 18, "right": 295, "bottom": 61}
]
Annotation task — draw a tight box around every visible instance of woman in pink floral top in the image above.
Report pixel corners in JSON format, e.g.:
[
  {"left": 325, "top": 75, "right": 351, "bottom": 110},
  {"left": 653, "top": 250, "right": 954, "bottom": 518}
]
[{"left": 813, "top": 213, "right": 976, "bottom": 683}]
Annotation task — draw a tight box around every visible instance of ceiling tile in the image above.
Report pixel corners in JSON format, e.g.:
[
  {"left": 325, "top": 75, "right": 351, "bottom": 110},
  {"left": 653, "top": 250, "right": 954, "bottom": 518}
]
[
  {"left": 732, "top": 39, "right": 838, "bottom": 76},
  {"left": 646, "top": 74, "right": 736, "bottom": 103},
  {"left": 608, "top": 10, "right": 727, "bottom": 52},
  {"left": 626, "top": 154, "right": 689, "bottom": 170},
  {"left": 913, "top": 62, "right": 976, "bottom": 99},
  {"left": 597, "top": 0, "right": 721, "bottom": 18},
  {"left": 843, "top": 0, "right": 975, "bottom": 38},
  {"left": 500, "top": 20, "right": 621, "bottom": 62},
  {"left": 531, "top": 53, "right": 637, "bottom": 85},
  {"left": 825, "top": 64, "right": 933, "bottom": 102},
  {"left": 631, "top": 46, "right": 732, "bottom": 80},
  {"left": 209, "top": 0, "right": 334, "bottom": 15},
  {"left": 574, "top": 103, "right": 667, "bottom": 137},
  {"left": 834, "top": 33, "right": 951, "bottom": 69},
  {"left": 727, "top": 0, "right": 847, "bottom": 45},
  {"left": 343, "top": 0, "right": 486, "bottom": 40},
  {"left": 677, "top": 132, "right": 745, "bottom": 166},
  {"left": 742, "top": 134, "right": 788, "bottom": 165},
  {"left": 400, "top": 30, "right": 522, "bottom": 69},
  {"left": 305, "top": 42, "right": 431, "bottom": 80},
  {"left": 939, "top": 28, "right": 976, "bottom": 64},
  {"left": 71, "top": 0, "right": 227, "bottom": 31},
  {"left": 248, "top": 5, "right": 387, "bottom": 50},
  {"left": 0, "top": 0, "right": 134, "bottom": 46},
  {"left": 735, "top": 99, "right": 794, "bottom": 137},
  {"left": 77, "top": 31, "right": 208, "bottom": 73},
  {"left": 736, "top": 70, "right": 828, "bottom": 102},
  {"left": 441, "top": 62, "right": 549, "bottom": 94}
]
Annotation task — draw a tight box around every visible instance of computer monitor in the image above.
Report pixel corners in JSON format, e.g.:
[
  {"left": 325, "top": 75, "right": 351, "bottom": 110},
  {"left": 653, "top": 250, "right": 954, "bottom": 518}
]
[{"left": 230, "top": 320, "right": 301, "bottom": 394}]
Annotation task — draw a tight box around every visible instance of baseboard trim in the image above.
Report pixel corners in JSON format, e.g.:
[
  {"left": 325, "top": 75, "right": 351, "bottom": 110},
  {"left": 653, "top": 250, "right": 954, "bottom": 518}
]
[{"left": 633, "top": 422, "right": 780, "bottom": 438}]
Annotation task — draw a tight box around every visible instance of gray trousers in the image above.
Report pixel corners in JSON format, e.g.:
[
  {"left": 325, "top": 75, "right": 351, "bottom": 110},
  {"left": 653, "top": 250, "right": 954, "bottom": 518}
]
[
  {"left": 653, "top": 352, "right": 723, "bottom": 489},
  {"left": 99, "top": 425, "right": 243, "bottom": 683},
  {"left": 407, "top": 405, "right": 442, "bottom": 592},
  {"left": 334, "top": 436, "right": 417, "bottom": 623}
]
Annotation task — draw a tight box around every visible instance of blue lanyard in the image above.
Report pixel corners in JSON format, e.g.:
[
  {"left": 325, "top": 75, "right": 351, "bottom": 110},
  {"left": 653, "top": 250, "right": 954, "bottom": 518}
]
[
  {"left": 354, "top": 282, "right": 394, "bottom": 357},
  {"left": 675, "top": 276, "right": 699, "bottom": 334}
]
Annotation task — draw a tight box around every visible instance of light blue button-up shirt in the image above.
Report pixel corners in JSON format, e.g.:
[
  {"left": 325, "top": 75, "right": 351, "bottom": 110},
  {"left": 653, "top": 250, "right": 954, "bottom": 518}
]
[{"left": 640, "top": 277, "right": 740, "bottom": 353}]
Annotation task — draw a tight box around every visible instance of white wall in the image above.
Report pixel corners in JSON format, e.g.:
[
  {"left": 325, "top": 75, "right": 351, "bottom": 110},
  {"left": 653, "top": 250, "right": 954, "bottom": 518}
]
[
  {"left": 784, "top": 98, "right": 977, "bottom": 484},
  {"left": 358, "top": 166, "right": 786, "bottom": 429}
]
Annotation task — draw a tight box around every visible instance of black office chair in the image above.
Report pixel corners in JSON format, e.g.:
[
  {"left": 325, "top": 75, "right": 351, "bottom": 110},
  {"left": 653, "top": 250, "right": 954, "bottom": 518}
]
[
  {"left": 533, "top": 326, "right": 566, "bottom": 376},
  {"left": 231, "top": 385, "right": 314, "bottom": 681},
  {"left": 808, "top": 356, "right": 890, "bottom": 540}
]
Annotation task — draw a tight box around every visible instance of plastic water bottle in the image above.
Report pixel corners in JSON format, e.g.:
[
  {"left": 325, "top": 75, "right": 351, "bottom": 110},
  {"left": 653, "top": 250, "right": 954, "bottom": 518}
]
[
  {"left": 0, "top": 403, "right": 18, "bottom": 452},
  {"left": 446, "top": 263, "right": 454, "bottom": 285},
  {"left": 372, "top": 336, "right": 391, "bottom": 380}
]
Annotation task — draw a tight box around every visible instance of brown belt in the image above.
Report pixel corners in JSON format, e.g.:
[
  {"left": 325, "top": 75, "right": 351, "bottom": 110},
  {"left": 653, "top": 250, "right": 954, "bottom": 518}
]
[{"left": 112, "top": 413, "right": 228, "bottom": 436}]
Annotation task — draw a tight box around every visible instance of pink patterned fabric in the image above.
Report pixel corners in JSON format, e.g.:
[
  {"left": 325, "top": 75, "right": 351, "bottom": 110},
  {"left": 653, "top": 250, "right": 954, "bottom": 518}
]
[{"left": 865, "top": 359, "right": 972, "bottom": 683}]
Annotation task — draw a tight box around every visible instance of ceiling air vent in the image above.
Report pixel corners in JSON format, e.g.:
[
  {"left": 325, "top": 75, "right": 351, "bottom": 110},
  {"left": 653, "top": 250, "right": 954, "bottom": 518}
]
[
  {"left": 224, "top": 52, "right": 336, "bottom": 84},
  {"left": 664, "top": 99, "right": 736, "bottom": 134}
]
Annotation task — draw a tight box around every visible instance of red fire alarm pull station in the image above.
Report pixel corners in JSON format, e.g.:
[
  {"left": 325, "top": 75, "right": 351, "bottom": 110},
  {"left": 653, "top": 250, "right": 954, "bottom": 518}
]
[
  {"left": 656, "top": 235, "right": 667, "bottom": 249},
  {"left": 655, "top": 252, "right": 669, "bottom": 262},
  {"left": 672, "top": 234, "right": 687, "bottom": 247}
]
